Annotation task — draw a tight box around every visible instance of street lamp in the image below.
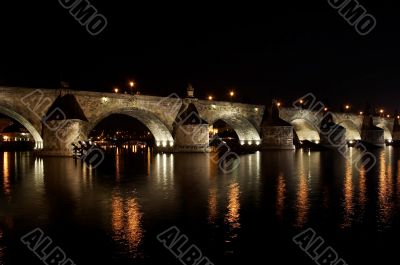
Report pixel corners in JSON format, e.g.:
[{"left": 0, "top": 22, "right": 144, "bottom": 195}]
[
  {"left": 114, "top": 87, "right": 119, "bottom": 93},
  {"left": 277, "top": 102, "right": 281, "bottom": 107},
  {"left": 129, "top": 81, "right": 135, "bottom": 94},
  {"left": 345, "top": 105, "right": 350, "bottom": 110},
  {"left": 208, "top": 96, "right": 213, "bottom": 101}
]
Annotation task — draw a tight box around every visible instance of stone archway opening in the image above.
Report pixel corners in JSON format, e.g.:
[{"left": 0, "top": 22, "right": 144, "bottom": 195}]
[
  {"left": 376, "top": 123, "right": 392, "bottom": 141},
  {"left": 211, "top": 119, "right": 240, "bottom": 147},
  {"left": 290, "top": 119, "right": 320, "bottom": 143},
  {"left": 338, "top": 120, "right": 361, "bottom": 141},
  {"left": 89, "top": 109, "right": 174, "bottom": 151},
  {"left": 209, "top": 116, "right": 261, "bottom": 147},
  {"left": 89, "top": 114, "right": 155, "bottom": 152},
  {"left": 0, "top": 106, "right": 43, "bottom": 149}
]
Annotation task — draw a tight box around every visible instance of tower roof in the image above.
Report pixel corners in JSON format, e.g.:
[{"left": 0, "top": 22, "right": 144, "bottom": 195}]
[{"left": 45, "top": 94, "right": 88, "bottom": 121}]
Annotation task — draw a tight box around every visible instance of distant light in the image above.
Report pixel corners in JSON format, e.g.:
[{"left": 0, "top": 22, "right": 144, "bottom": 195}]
[
  {"left": 240, "top": 141, "right": 245, "bottom": 145},
  {"left": 162, "top": 141, "right": 167, "bottom": 147},
  {"left": 169, "top": 141, "right": 174, "bottom": 147},
  {"left": 129, "top": 81, "right": 135, "bottom": 88},
  {"left": 114, "top": 88, "right": 119, "bottom": 93},
  {"left": 156, "top": 141, "right": 160, "bottom": 147},
  {"left": 256, "top": 140, "right": 261, "bottom": 145},
  {"left": 359, "top": 111, "right": 363, "bottom": 115},
  {"left": 300, "top": 99, "right": 304, "bottom": 104},
  {"left": 247, "top": 141, "right": 252, "bottom": 145},
  {"left": 388, "top": 139, "right": 393, "bottom": 143},
  {"left": 229, "top": 91, "right": 235, "bottom": 97},
  {"left": 211, "top": 104, "right": 216, "bottom": 109},
  {"left": 349, "top": 140, "right": 354, "bottom": 144},
  {"left": 387, "top": 114, "right": 390, "bottom": 118},
  {"left": 397, "top": 116, "right": 400, "bottom": 119},
  {"left": 324, "top": 107, "right": 328, "bottom": 111},
  {"left": 345, "top": 105, "right": 350, "bottom": 110},
  {"left": 254, "top": 108, "right": 259, "bottom": 112},
  {"left": 101, "top": 97, "right": 108, "bottom": 103},
  {"left": 380, "top": 109, "right": 384, "bottom": 114},
  {"left": 277, "top": 102, "right": 281, "bottom": 107},
  {"left": 208, "top": 96, "right": 213, "bottom": 100}
]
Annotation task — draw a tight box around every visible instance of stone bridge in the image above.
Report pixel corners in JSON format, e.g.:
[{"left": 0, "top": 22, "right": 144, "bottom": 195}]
[
  {"left": 0, "top": 86, "right": 395, "bottom": 155},
  {"left": 0, "top": 87, "right": 263, "bottom": 154},
  {"left": 280, "top": 108, "right": 394, "bottom": 143}
]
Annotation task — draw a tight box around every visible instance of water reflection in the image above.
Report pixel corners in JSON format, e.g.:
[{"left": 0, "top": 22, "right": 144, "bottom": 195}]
[
  {"left": 112, "top": 190, "right": 144, "bottom": 257},
  {"left": 225, "top": 182, "right": 241, "bottom": 231},
  {"left": 276, "top": 174, "right": 286, "bottom": 220},
  {"left": 2, "top": 152, "right": 11, "bottom": 199},
  {"left": 208, "top": 185, "right": 218, "bottom": 224},
  {"left": 295, "top": 150, "right": 310, "bottom": 227},
  {"left": 377, "top": 148, "right": 394, "bottom": 229},
  {"left": 342, "top": 151, "right": 354, "bottom": 228},
  {"left": 224, "top": 182, "right": 241, "bottom": 254}
]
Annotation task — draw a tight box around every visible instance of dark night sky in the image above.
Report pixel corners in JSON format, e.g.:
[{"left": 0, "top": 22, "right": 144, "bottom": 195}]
[{"left": 0, "top": 1, "right": 399, "bottom": 112}]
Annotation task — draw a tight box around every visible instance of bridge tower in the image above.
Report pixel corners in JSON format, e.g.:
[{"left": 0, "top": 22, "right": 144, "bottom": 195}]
[{"left": 260, "top": 100, "right": 295, "bottom": 150}]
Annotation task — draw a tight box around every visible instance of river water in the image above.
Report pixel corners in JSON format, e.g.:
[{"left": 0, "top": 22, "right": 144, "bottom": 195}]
[{"left": 0, "top": 147, "right": 400, "bottom": 265}]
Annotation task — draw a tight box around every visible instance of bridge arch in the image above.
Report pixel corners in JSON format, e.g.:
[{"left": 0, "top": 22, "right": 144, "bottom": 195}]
[
  {"left": 88, "top": 108, "right": 174, "bottom": 146},
  {"left": 376, "top": 123, "right": 392, "bottom": 140},
  {"left": 289, "top": 118, "right": 320, "bottom": 142},
  {"left": 337, "top": 120, "right": 361, "bottom": 141},
  {"left": 211, "top": 116, "right": 261, "bottom": 145},
  {"left": 0, "top": 106, "right": 43, "bottom": 149}
]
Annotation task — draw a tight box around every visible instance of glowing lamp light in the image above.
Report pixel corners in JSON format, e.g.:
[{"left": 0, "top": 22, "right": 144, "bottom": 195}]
[
  {"left": 229, "top": 91, "right": 235, "bottom": 97},
  {"left": 101, "top": 97, "right": 109, "bottom": 103},
  {"left": 345, "top": 105, "right": 350, "bottom": 110},
  {"left": 240, "top": 141, "right": 245, "bottom": 145},
  {"left": 359, "top": 111, "right": 363, "bottom": 115},
  {"left": 254, "top": 108, "right": 259, "bottom": 112},
  {"left": 256, "top": 141, "right": 261, "bottom": 145},
  {"left": 380, "top": 109, "right": 384, "bottom": 114},
  {"left": 169, "top": 141, "right": 174, "bottom": 147},
  {"left": 114, "top": 88, "right": 119, "bottom": 93},
  {"left": 349, "top": 140, "right": 354, "bottom": 144},
  {"left": 247, "top": 141, "right": 252, "bottom": 145},
  {"left": 324, "top": 107, "right": 328, "bottom": 111},
  {"left": 397, "top": 116, "right": 400, "bottom": 119},
  {"left": 277, "top": 102, "right": 281, "bottom": 107},
  {"left": 129, "top": 81, "right": 135, "bottom": 88},
  {"left": 300, "top": 99, "right": 304, "bottom": 104},
  {"left": 156, "top": 141, "right": 161, "bottom": 147},
  {"left": 162, "top": 141, "right": 167, "bottom": 147},
  {"left": 208, "top": 96, "right": 213, "bottom": 100},
  {"left": 387, "top": 115, "right": 390, "bottom": 118}
]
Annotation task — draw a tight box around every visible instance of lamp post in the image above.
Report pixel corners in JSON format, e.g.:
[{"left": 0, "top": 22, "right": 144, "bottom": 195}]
[{"left": 129, "top": 81, "right": 135, "bottom": 94}]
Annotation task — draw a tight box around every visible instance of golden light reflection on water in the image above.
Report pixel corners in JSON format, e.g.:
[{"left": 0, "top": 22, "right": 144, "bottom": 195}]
[
  {"left": 2, "top": 152, "right": 11, "bottom": 199},
  {"left": 225, "top": 182, "right": 241, "bottom": 232},
  {"left": 112, "top": 191, "right": 144, "bottom": 257},
  {"left": 342, "top": 153, "right": 354, "bottom": 228},
  {"left": 358, "top": 164, "right": 367, "bottom": 221},
  {"left": 295, "top": 150, "right": 309, "bottom": 227},
  {"left": 377, "top": 148, "right": 394, "bottom": 228}
]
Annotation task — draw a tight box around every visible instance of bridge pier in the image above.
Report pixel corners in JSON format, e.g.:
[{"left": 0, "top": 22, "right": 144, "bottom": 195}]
[
  {"left": 173, "top": 100, "right": 210, "bottom": 152},
  {"left": 319, "top": 114, "right": 346, "bottom": 147},
  {"left": 360, "top": 108, "right": 385, "bottom": 147},
  {"left": 261, "top": 101, "right": 295, "bottom": 150},
  {"left": 35, "top": 94, "right": 89, "bottom": 156}
]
